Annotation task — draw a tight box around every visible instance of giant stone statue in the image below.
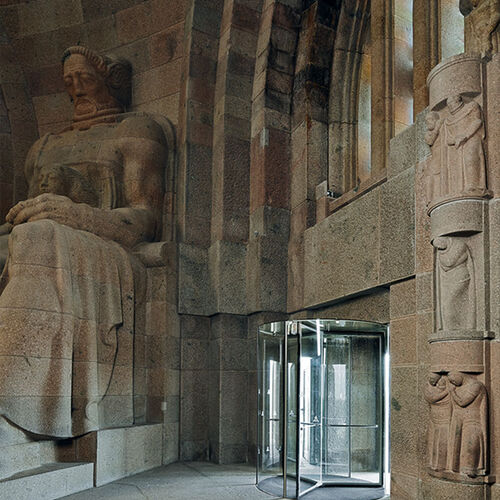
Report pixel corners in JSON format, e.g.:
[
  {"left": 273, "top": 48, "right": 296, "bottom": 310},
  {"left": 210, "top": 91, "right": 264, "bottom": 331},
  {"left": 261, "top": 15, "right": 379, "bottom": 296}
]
[{"left": 0, "top": 46, "right": 169, "bottom": 437}]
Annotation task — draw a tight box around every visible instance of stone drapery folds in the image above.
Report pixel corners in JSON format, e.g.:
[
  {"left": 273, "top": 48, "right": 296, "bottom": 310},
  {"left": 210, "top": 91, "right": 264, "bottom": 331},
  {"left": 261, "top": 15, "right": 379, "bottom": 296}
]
[{"left": 0, "top": 46, "right": 169, "bottom": 438}]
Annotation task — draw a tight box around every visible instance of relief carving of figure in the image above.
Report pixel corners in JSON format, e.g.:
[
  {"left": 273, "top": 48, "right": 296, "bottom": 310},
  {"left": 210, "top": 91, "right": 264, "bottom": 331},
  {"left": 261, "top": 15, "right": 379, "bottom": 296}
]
[
  {"left": 0, "top": 46, "right": 169, "bottom": 437},
  {"left": 460, "top": 0, "right": 500, "bottom": 54},
  {"left": 433, "top": 237, "right": 476, "bottom": 331},
  {"left": 423, "top": 111, "right": 444, "bottom": 205},
  {"left": 425, "top": 372, "right": 488, "bottom": 478},
  {"left": 443, "top": 95, "right": 487, "bottom": 197},
  {"left": 447, "top": 372, "right": 488, "bottom": 477},
  {"left": 423, "top": 95, "right": 489, "bottom": 209},
  {"left": 425, "top": 373, "right": 451, "bottom": 471}
]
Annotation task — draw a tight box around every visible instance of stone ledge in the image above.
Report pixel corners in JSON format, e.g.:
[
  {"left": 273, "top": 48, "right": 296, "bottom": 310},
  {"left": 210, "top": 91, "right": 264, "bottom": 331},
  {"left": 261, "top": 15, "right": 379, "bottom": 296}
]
[
  {"left": 429, "top": 330, "right": 494, "bottom": 342},
  {"left": 94, "top": 423, "right": 163, "bottom": 487},
  {"left": 326, "top": 169, "right": 387, "bottom": 216},
  {"left": 428, "top": 468, "right": 495, "bottom": 484},
  {"left": 0, "top": 462, "right": 93, "bottom": 500}
]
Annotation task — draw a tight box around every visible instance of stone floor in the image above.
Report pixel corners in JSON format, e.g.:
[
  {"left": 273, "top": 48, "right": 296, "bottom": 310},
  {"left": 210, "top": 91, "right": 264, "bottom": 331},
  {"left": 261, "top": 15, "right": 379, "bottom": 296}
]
[
  {"left": 63, "top": 462, "right": 282, "bottom": 500},
  {"left": 63, "top": 462, "right": 391, "bottom": 499}
]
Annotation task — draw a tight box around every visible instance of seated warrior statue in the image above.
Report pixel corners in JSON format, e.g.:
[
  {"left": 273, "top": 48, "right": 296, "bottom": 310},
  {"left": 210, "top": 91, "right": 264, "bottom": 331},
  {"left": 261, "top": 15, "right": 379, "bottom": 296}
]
[{"left": 0, "top": 46, "right": 168, "bottom": 438}]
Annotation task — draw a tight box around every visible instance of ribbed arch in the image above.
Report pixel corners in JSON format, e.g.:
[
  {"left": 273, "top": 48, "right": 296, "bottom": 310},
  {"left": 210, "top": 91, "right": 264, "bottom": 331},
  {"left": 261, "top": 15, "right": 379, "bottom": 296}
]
[{"left": 328, "top": 0, "right": 370, "bottom": 195}]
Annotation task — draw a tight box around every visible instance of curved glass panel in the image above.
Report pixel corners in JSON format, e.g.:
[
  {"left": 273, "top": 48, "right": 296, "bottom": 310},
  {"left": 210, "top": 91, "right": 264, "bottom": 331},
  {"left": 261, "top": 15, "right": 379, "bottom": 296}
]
[{"left": 257, "top": 320, "right": 389, "bottom": 499}]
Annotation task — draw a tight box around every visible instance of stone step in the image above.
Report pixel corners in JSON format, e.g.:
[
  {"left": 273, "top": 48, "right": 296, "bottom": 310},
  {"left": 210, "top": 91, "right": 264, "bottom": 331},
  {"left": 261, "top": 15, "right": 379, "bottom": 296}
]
[
  {"left": 0, "top": 462, "right": 93, "bottom": 500},
  {"left": 0, "top": 440, "right": 61, "bottom": 481},
  {"left": 0, "top": 417, "right": 66, "bottom": 481}
]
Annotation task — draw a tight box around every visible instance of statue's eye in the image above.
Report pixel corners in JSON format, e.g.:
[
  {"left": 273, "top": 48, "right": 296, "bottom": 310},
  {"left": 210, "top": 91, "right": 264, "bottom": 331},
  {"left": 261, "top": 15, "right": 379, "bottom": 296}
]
[
  {"left": 81, "top": 73, "right": 97, "bottom": 85},
  {"left": 64, "top": 77, "right": 73, "bottom": 87}
]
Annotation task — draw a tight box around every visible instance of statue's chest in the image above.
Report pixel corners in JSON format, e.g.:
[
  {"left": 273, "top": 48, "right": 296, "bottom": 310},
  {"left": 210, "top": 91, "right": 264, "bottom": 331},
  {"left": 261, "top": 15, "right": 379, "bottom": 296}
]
[
  {"left": 36, "top": 127, "right": 122, "bottom": 172},
  {"left": 33, "top": 127, "right": 124, "bottom": 209}
]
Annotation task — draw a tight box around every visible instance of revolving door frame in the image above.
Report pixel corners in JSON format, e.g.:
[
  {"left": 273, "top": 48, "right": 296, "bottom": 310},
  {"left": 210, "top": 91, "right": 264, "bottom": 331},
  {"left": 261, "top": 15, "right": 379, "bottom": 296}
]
[{"left": 256, "top": 319, "right": 389, "bottom": 499}]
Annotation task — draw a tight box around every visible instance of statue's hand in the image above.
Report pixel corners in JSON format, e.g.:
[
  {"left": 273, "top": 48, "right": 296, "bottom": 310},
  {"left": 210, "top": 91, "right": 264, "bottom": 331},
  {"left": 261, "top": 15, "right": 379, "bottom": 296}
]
[
  {"left": 6, "top": 193, "right": 88, "bottom": 229},
  {"left": 455, "top": 134, "right": 467, "bottom": 148}
]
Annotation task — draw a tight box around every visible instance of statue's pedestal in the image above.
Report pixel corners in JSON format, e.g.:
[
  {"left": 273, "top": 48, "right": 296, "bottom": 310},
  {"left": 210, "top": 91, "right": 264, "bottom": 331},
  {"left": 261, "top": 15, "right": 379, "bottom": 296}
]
[
  {"left": 429, "top": 199, "right": 486, "bottom": 239},
  {"left": 72, "top": 423, "right": 163, "bottom": 487},
  {"left": 429, "top": 338, "right": 487, "bottom": 373},
  {"left": 0, "top": 462, "right": 94, "bottom": 500},
  {"left": 0, "top": 422, "right": 163, "bottom": 499},
  {"left": 428, "top": 468, "right": 495, "bottom": 484}
]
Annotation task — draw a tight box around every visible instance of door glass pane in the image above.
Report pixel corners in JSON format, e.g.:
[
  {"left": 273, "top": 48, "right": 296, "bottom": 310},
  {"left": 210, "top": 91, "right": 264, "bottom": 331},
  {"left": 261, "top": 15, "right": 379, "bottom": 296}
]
[
  {"left": 351, "top": 336, "right": 380, "bottom": 426},
  {"left": 286, "top": 331, "right": 298, "bottom": 498},
  {"left": 322, "top": 332, "right": 382, "bottom": 486},
  {"left": 257, "top": 328, "right": 283, "bottom": 495},
  {"left": 323, "top": 426, "right": 349, "bottom": 478},
  {"left": 351, "top": 427, "right": 380, "bottom": 483},
  {"left": 298, "top": 322, "right": 323, "bottom": 493}
]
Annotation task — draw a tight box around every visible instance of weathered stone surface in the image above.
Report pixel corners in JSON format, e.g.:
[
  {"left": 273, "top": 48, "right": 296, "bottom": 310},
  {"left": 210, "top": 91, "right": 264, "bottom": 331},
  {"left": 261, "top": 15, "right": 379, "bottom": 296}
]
[
  {"left": 391, "top": 367, "right": 419, "bottom": 473},
  {"left": 312, "top": 288, "right": 390, "bottom": 324},
  {"left": 209, "top": 240, "right": 247, "bottom": 314},
  {"left": 0, "top": 462, "right": 94, "bottom": 500},
  {"left": 247, "top": 206, "right": 289, "bottom": 313},
  {"left": 304, "top": 189, "right": 380, "bottom": 307},
  {"left": 420, "top": 476, "right": 487, "bottom": 499},
  {"left": 94, "top": 424, "right": 163, "bottom": 486},
  {"left": 461, "top": 0, "right": 500, "bottom": 55},
  {"left": 380, "top": 167, "right": 416, "bottom": 284},
  {"left": 211, "top": 313, "right": 247, "bottom": 339},
  {"left": 391, "top": 315, "right": 417, "bottom": 365},
  {"left": 430, "top": 340, "right": 485, "bottom": 373},
  {"left": 390, "top": 278, "right": 416, "bottom": 319},
  {"left": 490, "top": 199, "right": 500, "bottom": 335},
  {"left": 178, "top": 243, "right": 214, "bottom": 316},
  {"left": 427, "top": 54, "right": 482, "bottom": 110},
  {"left": 388, "top": 122, "right": 416, "bottom": 178}
]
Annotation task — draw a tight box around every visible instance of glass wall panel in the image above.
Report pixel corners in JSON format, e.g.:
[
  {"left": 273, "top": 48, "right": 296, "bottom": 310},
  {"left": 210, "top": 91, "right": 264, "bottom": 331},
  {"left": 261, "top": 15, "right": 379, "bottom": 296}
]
[
  {"left": 286, "top": 332, "right": 298, "bottom": 498},
  {"left": 350, "top": 336, "right": 380, "bottom": 427},
  {"left": 257, "top": 325, "right": 284, "bottom": 496},
  {"left": 351, "top": 427, "right": 380, "bottom": 483},
  {"left": 298, "top": 323, "right": 323, "bottom": 494}
]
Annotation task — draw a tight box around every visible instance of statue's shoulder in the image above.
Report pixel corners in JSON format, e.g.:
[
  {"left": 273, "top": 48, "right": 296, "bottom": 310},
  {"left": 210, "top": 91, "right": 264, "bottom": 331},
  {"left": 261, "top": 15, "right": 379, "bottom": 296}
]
[
  {"left": 25, "top": 133, "right": 52, "bottom": 168},
  {"left": 115, "top": 112, "right": 174, "bottom": 147}
]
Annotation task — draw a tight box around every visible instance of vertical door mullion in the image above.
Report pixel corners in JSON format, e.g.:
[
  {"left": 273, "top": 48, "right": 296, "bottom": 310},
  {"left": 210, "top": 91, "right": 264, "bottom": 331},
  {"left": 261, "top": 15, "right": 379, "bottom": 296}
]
[
  {"left": 379, "top": 334, "right": 384, "bottom": 486},
  {"left": 283, "top": 323, "right": 288, "bottom": 498},
  {"left": 348, "top": 335, "right": 352, "bottom": 479},
  {"left": 296, "top": 323, "right": 301, "bottom": 498},
  {"left": 319, "top": 320, "right": 324, "bottom": 486}
]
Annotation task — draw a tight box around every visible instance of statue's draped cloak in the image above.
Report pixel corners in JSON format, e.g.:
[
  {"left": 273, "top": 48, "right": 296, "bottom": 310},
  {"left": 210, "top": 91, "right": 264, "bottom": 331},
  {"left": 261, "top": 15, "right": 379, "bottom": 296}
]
[
  {"left": 0, "top": 219, "right": 141, "bottom": 437},
  {"left": 443, "top": 102, "right": 486, "bottom": 195},
  {"left": 425, "top": 387, "right": 451, "bottom": 471}
]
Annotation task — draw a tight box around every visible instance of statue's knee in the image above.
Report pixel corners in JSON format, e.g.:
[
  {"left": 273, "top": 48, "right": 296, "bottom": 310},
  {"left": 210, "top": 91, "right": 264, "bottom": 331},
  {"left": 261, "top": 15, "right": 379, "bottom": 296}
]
[
  {"left": 0, "top": 237, "right": 7, "bottom": 272},
  {"left": 11, "top": 219, "right": 58, "bottom": 241}
]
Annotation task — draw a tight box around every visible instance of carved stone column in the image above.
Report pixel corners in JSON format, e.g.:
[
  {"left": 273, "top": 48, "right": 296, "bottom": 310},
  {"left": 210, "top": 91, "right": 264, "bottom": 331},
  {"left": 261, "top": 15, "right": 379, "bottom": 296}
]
[{"left": 421, "top": 49, "right": 499, "bottom": 485}]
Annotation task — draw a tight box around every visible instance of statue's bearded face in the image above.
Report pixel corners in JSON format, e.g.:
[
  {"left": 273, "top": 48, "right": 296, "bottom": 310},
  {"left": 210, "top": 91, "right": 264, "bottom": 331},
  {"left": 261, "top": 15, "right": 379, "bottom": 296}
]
[{"left": 63, "top": 54, "right": 116, "bottom": 118}]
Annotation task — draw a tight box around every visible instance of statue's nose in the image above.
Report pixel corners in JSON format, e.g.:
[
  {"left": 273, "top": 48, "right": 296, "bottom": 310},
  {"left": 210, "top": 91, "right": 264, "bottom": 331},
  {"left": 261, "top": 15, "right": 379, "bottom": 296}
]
[{"left": 73, "top": 76, "right": 85, "bottom": 97}]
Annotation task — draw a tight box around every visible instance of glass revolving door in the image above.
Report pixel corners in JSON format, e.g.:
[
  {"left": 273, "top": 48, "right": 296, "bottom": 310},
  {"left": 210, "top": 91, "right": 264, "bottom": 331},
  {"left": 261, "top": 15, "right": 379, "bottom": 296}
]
[{"left": 257, "top": 320, "right": 389, "bottom": 499}]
